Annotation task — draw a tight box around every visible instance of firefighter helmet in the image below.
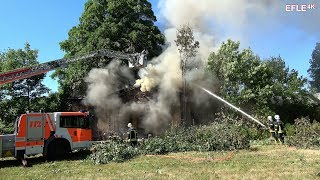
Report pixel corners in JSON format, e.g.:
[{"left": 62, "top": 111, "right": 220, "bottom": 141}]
[
  {"left": 267, "top": 116, "right": 272, "bottom": 121},
  {"left": 274, "top": 115, "right": 280, "bottom": 120},
  {"left": 128, "top": 123, "right": 133, "bottom": 128}
]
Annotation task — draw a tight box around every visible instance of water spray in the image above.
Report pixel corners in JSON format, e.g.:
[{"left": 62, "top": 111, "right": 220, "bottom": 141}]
[{"left": 199, "top": 86, "right": 266, "bottom": 128}]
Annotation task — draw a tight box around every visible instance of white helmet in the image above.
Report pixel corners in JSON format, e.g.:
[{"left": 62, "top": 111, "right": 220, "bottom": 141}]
[
  {"left": 267, "top": 116, "right": 272, "bottom": 121},
  {"left": 127, "top": 123, "right": 133, "bottom": 128},
  {"left": 274, "top": 115, "right": 280, "bottom": 120}
]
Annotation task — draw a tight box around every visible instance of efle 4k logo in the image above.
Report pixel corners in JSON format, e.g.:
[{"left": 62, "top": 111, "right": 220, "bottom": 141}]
[{"left": 285, "top": 2, "right": 317, "bottom": 12}]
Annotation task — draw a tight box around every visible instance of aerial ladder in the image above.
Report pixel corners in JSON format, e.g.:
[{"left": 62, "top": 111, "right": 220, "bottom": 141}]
[{"left": 0, "top": 49, "right": 147, "bottom": 85}]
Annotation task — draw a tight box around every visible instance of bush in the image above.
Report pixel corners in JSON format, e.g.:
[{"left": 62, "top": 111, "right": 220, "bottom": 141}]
[
  {"left": 286, "top": 118, "right": 320, "bottom": 149},
  {"left": 89, "top": 114, "right": 259, "bottom": 164},
  {"left": 140, "top": 137, "right": 170, "bottom": 154},
  {"left": 89, "top": 140, "right": 139, "bottom": 164},
  {"left": 193, "top": 119, "right": 251, "bottom": 151},
  {"left": 285, "top": 123, "right": 295, "bottom": 137},
  {"left": 140, "top": 115, "right": 251, "bottom": 154}
]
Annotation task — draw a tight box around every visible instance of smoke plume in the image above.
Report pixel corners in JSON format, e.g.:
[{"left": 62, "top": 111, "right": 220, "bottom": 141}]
[
  {"left": 158, "top": 0, "right": 320, "bottom": 44},
  {"left": 84, "top": 61, "right": 135, "bottom": 133},
  {"left": 135, "top": 44, "right": 182, "bottom": 133},
  {"left": 85, "top": 0, "right": 320, "bottom": 135}
]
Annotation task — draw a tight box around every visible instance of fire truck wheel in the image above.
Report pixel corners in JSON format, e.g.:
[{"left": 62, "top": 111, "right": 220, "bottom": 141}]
[{"left": 47, "top": 139, "right": 71, "bottom": 160}]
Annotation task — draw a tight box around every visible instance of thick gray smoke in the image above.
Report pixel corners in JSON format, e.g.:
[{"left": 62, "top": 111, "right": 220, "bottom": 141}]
[
  {"left": 85, "top": 0, "right": 320, "bottom": 135},
  {"left": 118, "top": 102, "right": 146, "bottom": 133},
  {"left": 158, "top": 0, "right": 320, "bottom": 45},
  {"left": 84, "top": 61, "right": 131, "bottom": 113},
  {"left": 135, "top": 46, "right": 182, "bottom": 133},
  {"left": 84, "top": 61, "right": 137, "bottom": 134}
]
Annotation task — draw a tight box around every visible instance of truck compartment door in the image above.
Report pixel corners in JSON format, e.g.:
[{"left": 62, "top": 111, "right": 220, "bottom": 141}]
[{"left": 25, "top": 114, "right": 45, "bottom": 155}]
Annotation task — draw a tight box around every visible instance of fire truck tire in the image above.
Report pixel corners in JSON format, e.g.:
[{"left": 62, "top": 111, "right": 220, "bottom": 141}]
[{"left": 47, "top": 139, "right": 71, "bottom": 160}]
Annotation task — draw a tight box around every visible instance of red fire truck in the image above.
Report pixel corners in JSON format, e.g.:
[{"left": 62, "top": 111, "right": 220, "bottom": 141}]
[{"left": 0, "top": 111, "right": 92, "bottom": 159}]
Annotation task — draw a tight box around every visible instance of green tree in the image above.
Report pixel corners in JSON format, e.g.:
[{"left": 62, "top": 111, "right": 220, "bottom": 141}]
[
  {"left": 175, "top": 25, "right": 199, "bottom": 126},
  {"left": 53, "top": 0, "right": 165, "bottom": 107},
  {"left": 308, "top": 42, "right": 320, "bottom": 92},
  {"left": 263, "top": 57, "right": 314, "bottom": 122},
  {"left": 207, "top": 40, "right": 314, "bottom": 123},
  {"left": 175, "top": 25, "right": 199, "bottom": 60},
  {"left": 30, "top": 92, "right": 60, "bottom": 113},
  {"left": 0, "top": 43, "right": 49, "bottom": 132}
]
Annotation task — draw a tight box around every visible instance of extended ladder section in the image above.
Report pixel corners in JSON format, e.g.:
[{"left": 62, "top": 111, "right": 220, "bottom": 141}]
[{"left": 0, "top": 49, "right": 147, "bottom": 86}]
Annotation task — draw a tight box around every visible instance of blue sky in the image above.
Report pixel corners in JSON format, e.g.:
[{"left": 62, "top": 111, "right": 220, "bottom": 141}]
[
  {"left": 0, "top": 0, "right": 317, "bottom": 92},
  {"left": 0, "top": 0, "right": 87, "bottom": 92}
]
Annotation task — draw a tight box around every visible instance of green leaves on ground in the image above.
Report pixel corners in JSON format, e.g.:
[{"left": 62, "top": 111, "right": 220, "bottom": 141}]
[
  {"left": 90, "top": 140, "right": 139, "bottom": 164},
  {"left": 90, "top": 116, "right": 251, "bottom": 164}
]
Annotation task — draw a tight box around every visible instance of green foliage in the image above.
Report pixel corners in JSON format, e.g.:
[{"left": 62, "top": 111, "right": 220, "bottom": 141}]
[
  {"left": 0, "top": 43, "right": 49, "bottom": 100},
  {"left": 141, "top": 137, "right": 170, "bottom": 154},
  {"left": 285, "top": 123, "right": 295, "bottom": 137},
  {"left": 308, "top": 42, "right": 320, "bottom": 92},
  {"left": 140, "top": 116, "right": 250, "bottom": 155},
  {"left": 250, "top": 138, "right": 275, "bottom": 146},
  {"left": 0, "top": 43, "right": 49, "bottom": 127},
  {"left": 54, "top": 0, "right": 165, "bottom": 102},
  {"left": 30, "top": 93, "right": 60, "bottom": 112},
  {"left": 241, "top": 125, "right": 269, "bottom": 140},
  {"left": 0, "top": 121, "right": 14, "bottom": 134},
  {"left": 286, "top": 118, "right": 320, "bottom": 149},
  {"left": 207, "top": 39, "right": 316, "bottom": 123},
  {"left": 89, "top": 140, "right": 139, "bottom": 164},
  {"left": 175, "top": 25, "right": 199, "bottom": 59},
  {"left": 89, "top": 115, "right": 253, "bottom": 163}
]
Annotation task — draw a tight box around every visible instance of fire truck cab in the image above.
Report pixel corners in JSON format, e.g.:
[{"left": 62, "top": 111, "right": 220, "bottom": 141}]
[{"left": 0, "top": 111, "right": 92, "bottom": 159}]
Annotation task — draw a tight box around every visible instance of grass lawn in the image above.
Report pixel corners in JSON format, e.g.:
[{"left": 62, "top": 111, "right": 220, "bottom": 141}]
[{"left": 1, "top": 145, "right": 320, "bottom": 180}]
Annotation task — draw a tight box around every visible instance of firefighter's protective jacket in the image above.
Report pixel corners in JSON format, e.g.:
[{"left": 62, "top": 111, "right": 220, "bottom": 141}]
[
  {"left": 275, "top": 120, "right": 285, "bottom": 134},
  {"left": 127, "top": 128, "right": 137, "bottom": 142},
  {"left": 268, "top": 120, "right": 275, "bottom": 133}
]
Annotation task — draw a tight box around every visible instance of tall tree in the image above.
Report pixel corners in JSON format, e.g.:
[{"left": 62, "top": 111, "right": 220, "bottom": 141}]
[
  {"left": 207, "top": 40, "right": 314, "bottom": 123},
  {"left": 175, "top": 25, "right": 199, "bottom": 126},
  {"left": 175, "top": 25, "right": 199, "bottom": 61},
  {"left": 308, "top": 43, "right": 320, "bottom": 92},
  {"left": 53, "top": 0, "right": 165, "bottom": 106},
  {"left": 0, "top": 43, "right": 49, "bottom": 132}
]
